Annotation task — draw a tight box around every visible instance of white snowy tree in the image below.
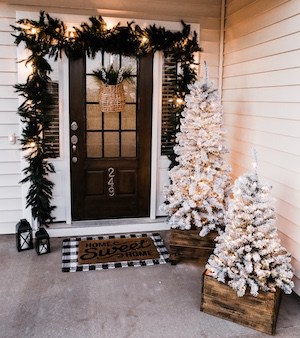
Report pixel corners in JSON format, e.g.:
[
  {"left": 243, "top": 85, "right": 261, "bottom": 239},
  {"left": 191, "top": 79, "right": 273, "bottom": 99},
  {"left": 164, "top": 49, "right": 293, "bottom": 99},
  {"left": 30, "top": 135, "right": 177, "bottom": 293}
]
[
  {"left": 161, "top": 77, "right": 231, "bottom": 236},
  {"left": 206, "top": 170, "right": 294, "bottom": 297}
]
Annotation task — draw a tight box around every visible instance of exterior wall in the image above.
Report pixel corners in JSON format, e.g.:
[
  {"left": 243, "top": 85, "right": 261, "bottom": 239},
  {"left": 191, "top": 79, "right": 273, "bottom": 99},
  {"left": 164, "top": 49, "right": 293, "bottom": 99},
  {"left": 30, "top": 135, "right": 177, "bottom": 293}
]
[
  {"left": 0, "top": 1, "right": 223, "bottom": 233},
  {"left": 222, "top": 0, "right": 300, "bottom": 295},
  {"left": 0, "top": 3, "right": 23, "bottom": 234}
]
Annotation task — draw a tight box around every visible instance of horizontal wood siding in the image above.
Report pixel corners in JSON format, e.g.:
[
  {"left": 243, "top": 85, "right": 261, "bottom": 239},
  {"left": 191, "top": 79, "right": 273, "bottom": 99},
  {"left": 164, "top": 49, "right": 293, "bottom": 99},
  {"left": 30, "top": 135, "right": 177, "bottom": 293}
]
[
  {"left": 223, "top": 0, "right": 300, "bottom": 296},
  {"left": 0, "top": 3, "right": 22, "bottom": 234}
]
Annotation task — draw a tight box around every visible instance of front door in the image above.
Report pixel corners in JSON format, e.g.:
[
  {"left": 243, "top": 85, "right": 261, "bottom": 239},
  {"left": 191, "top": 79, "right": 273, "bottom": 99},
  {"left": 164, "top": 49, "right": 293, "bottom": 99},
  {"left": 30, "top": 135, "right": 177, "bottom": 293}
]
[{"left": 69, "top": 53, "right": 153, "bottom": 220}]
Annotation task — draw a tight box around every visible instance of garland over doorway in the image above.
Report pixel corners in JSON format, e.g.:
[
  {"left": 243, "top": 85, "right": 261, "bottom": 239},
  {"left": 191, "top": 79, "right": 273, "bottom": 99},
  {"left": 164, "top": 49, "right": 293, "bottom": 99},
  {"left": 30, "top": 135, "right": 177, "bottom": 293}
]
[{"left": 12, "top": 11, "right": 201, "bottom": 227}]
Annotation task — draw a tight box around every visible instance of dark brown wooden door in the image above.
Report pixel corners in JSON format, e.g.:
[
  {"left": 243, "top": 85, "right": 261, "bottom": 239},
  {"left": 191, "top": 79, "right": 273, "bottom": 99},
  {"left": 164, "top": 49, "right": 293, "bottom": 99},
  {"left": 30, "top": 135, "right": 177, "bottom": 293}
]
[{"left": 69, "top": 53, "right": 153, "bottom": 220}]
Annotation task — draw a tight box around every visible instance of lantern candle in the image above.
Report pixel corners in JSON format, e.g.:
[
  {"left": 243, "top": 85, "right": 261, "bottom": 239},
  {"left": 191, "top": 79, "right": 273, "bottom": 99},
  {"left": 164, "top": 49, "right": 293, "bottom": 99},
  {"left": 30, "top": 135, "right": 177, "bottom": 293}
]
[
  {"left": 16, "top": 219, "right": 33, "bottom": 252},
  {"left": 20, "top": 232, "right": 30, "bottom": 249},
  {"left": 35, "top": 228, "right": 51, "bottom": 255}
]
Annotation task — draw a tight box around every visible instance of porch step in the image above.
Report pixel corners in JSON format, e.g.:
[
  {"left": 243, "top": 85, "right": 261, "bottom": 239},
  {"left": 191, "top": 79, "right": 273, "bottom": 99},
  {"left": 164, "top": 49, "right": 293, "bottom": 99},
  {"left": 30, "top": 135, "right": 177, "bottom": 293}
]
[{"left": 47, "top": 217, "right": 169, "bottom": 237}]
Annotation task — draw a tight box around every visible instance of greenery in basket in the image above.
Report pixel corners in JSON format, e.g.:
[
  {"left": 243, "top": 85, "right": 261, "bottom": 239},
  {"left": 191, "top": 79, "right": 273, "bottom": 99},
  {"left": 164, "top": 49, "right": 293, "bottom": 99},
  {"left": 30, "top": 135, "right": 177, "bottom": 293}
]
[{"left": 92, "top": 64, "right": 133, "bottom": 85}]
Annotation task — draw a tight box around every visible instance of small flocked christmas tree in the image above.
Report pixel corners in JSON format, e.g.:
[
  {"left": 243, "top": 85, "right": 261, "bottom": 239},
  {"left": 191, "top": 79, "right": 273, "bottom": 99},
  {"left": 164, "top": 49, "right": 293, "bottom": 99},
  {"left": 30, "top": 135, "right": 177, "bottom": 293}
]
[
  {"left": 161, "top": 66, "right": 231, "bottom": 236},
  {"left": 206, "top": 156, "right": 294, "bottom": 297}
]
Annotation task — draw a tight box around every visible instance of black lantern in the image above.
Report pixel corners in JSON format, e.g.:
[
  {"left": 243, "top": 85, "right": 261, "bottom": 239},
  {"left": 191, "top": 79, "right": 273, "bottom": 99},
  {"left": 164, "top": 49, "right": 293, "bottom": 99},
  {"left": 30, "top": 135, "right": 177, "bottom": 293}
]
[
  {"left": 35, "top": 227, "right": 51, "bottom": 255},
  {"left": 16, "top": 219, "right": 33, "bottom": 252}
]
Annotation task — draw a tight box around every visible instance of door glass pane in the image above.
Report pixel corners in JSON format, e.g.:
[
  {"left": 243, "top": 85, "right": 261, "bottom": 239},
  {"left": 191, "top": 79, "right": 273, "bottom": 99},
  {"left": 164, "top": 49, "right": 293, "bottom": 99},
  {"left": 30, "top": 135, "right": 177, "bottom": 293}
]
[
  {"left": 103, "top": 53, "right": 120, "bottom": 69},
  {"left": 86, "top": 53, "right": 137, "bottom": 159},
  {"left": 122, "top": 56, "right": 137, "bottom": 75},
  {"left": 121, "top": 132, "right": 136, "bottom": 157},
  {"left": 104, "top": 132, "right": 119, "bottom": 157},
  {"left": 86, "top": 76, "right": 99, "bottom": 102},
  {"left": 86, "top": 51, "right": 102, "bottom": 73},
  {"left": 86, "top": 105, "right": 102, "bottom": 130},
  {"left": 123, "top": 79, "right": 136, "bottom": 102},
  {"left": 87, "top": 132, "right": 102, "bottom": 157},
  {"left": 122, "top": 105, "right": 136, "bottom": 130},
  {"left": 103, "top": 111, "right": 119, "bottom": 130}
]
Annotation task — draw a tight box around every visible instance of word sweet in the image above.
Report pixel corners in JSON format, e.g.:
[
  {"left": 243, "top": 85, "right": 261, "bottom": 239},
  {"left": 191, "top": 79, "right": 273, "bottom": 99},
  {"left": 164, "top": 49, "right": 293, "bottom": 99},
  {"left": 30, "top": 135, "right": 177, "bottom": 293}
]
[{"left": 77, "top": 237, "right": 160, "bottom": 264}]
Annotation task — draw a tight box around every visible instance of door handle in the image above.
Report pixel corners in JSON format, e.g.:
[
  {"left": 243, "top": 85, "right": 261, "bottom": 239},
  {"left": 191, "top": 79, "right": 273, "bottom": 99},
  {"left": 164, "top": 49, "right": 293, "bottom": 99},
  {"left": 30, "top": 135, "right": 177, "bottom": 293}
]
[
  {"left": 71, "top": 135, "right": 78, "bottom": 144},
  {"left": 70, "top": 123, "right": 78, "bottom": 164}
]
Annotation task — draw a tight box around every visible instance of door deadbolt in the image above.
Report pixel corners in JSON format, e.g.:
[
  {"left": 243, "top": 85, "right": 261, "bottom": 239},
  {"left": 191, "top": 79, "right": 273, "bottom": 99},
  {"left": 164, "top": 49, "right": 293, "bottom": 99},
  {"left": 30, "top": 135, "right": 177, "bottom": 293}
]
[{"left": 71, "top": 121, "right": 78, "bottom": 131}]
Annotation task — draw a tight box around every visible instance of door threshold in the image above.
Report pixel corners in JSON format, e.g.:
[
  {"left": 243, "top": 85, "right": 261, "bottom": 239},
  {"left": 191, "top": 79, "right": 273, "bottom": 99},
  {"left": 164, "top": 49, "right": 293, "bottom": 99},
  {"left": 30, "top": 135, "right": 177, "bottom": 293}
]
[{"left": 47, "top": 217, "right": 169, "bottom": 237}]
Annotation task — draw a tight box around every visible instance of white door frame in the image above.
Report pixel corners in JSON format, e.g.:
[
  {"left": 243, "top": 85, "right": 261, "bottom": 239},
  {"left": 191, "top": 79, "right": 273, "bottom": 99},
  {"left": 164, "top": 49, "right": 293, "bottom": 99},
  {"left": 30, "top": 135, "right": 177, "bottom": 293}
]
[{"left": 16, "top": 11, "right": 200, "bottom": 235}]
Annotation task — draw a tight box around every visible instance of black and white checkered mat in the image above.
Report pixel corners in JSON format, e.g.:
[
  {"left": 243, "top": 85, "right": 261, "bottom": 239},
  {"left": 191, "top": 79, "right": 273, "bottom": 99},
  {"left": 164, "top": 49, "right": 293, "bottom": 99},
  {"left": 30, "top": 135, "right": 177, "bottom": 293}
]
[{"left": 62, "top": 232, "right": 169, "bottom": 272}]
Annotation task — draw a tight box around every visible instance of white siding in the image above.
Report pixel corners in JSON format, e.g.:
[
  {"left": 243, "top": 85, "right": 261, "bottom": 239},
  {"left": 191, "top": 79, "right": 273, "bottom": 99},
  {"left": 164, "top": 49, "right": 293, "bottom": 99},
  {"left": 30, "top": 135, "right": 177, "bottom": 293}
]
[
  {"left": 223, "top": 0, "right": 300, "bottom": 296},
  {"left": 0, "top": 3, "right": 22, "bottom": 234}
]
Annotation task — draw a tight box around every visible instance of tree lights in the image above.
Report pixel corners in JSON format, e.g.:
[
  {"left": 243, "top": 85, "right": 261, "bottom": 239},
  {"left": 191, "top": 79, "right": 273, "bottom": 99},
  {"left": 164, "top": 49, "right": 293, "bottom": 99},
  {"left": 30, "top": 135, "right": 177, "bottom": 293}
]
[{"left": 162, "top": 78, "right": 231, "bottom": 236}]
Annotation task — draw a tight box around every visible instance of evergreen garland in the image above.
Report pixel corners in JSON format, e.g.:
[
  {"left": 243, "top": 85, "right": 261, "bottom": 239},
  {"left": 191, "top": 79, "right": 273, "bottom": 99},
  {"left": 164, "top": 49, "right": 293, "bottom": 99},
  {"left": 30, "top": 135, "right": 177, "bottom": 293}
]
[
  {"left": 12, "top": 11, "right": 201, "bottom": 226},
  {"left": 12, "top": 13, "right": 59, "bottom": 226}
]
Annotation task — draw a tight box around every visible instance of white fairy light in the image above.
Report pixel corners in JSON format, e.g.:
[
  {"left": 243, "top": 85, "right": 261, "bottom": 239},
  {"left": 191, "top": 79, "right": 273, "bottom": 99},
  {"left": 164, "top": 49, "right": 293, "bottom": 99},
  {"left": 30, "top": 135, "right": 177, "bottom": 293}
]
[
  {"left": 204, "top": 60, "right": 209, "bottom": 85},
  {"left": 252, "top": 147, "right": 258, "bottom": 173},
  {"left": 142, "top": 36, "right": 148, "bottom": 43}
]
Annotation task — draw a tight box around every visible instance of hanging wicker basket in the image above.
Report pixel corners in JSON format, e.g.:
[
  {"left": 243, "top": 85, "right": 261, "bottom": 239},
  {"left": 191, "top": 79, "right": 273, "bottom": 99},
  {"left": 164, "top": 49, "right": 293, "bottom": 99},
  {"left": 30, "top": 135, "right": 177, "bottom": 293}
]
[{"left": 99, "top": 82, "right": 125, "bottom": 113}]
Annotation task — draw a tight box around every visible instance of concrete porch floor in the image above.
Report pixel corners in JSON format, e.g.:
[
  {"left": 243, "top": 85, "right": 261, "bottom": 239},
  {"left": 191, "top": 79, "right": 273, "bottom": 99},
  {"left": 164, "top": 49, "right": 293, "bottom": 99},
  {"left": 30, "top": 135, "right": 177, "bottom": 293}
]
[{"left": 1, "top": 232, "right": 300, "bottom": 338}]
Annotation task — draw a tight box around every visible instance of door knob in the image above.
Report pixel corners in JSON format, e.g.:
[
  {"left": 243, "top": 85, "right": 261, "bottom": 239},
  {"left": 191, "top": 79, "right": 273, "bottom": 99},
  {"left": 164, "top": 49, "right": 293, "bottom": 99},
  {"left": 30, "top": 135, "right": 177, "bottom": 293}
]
[{"left": 71, "top": 135, "right": 78, "bottom": 144}]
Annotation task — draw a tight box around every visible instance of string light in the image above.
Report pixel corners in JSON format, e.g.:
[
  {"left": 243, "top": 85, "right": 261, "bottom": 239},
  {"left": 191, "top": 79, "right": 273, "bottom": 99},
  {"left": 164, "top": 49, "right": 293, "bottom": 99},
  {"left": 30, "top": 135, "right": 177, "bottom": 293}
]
[
  {"left": 204, "top": 60, "right": 209, "bottom": 84},
  {"left": 176, "top": 98, "right": 184, "bottom": 105},
  {"left": 252, "top": 148, "right": 258, "bottom": 172},
  {"left": 66, "top": 30, "right": 76, "bottom": 39},
  {"left": 141, "top": 36, "right": 148, "bottom": 43},
  {"left": 28, "top": 141, "right": 38, "bottom": 158}
]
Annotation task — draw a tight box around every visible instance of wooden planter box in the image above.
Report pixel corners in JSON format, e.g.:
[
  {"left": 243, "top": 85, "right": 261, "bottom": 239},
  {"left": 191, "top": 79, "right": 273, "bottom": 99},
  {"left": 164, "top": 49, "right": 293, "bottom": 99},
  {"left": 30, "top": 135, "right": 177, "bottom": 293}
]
[
  {"left": 200, "top": 271, "right": 282, "bottom": 335},
  {"left": 169, "top": 229, "right": 218, "bottom": 265}
]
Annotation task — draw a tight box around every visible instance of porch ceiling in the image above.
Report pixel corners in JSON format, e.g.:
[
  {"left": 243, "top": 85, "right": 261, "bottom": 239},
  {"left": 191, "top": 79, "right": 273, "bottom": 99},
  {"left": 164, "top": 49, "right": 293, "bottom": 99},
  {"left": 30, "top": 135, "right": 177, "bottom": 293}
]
[{"left": 3, "top": 0, "right": 221, "bottom": 22}]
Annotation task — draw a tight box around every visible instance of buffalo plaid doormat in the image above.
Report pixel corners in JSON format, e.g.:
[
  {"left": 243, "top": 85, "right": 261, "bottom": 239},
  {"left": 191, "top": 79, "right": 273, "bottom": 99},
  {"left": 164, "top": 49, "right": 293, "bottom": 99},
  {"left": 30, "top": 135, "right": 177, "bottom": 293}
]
[{"left": 62, "top": 232, "right": 169, "bottom": 272}]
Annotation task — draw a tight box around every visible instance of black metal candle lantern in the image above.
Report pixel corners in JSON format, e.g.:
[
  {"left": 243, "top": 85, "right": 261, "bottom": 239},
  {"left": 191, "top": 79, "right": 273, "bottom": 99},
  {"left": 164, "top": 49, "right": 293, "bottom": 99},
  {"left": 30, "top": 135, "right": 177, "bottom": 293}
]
[
  {"left": 35, "top": 227, "right": 51, "bottom": 255},
  {"left": 16, "top": 219, "right": 33, "bottom": 252}
]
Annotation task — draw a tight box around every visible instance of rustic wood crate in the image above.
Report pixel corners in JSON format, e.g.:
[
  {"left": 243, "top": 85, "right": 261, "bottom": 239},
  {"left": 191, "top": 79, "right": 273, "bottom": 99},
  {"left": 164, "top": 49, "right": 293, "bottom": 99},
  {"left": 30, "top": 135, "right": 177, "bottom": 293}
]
[
  {"left": 169, "top": 229, "right": 217, "bottom": 265},
  {"left": 200, "top": 271, "right": 282, "bottom": 335}
]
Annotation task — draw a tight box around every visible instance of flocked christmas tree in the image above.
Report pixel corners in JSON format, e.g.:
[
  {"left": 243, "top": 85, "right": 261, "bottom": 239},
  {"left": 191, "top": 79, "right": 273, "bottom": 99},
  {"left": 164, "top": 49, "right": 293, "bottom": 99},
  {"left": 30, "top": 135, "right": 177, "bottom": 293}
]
[
  {"left": 206, "top": 153, "right": 294, "bottom": 297},
  {"left": 161, "top": 65, "right": 231, "bottom": 236}
]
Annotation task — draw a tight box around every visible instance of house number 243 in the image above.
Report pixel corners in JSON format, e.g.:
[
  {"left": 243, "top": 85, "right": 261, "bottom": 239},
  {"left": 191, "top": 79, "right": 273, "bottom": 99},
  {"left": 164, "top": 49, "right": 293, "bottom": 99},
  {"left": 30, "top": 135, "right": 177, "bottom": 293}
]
[{"left": 108, "top": 167, "right": 115, "bottom": 197}]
